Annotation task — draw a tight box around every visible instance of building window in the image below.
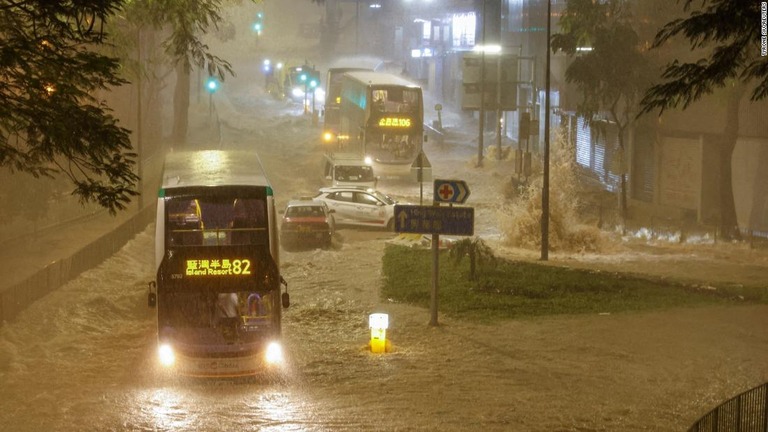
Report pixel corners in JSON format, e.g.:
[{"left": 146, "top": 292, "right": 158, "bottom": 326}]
[
  {"left": 452, "top": 12, "right": 476, "bottom": 48},
  {"left": 422, "top": 21, "right": 431, "bottom": 40}
]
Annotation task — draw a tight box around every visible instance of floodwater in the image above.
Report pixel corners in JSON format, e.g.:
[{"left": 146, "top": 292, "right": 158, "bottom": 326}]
[{"left": 2, "top": 3, "right": 768, "bottom": 429}]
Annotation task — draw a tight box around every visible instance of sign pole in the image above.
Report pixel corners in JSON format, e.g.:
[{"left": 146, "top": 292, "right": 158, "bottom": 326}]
[
  {"left": 418, "top": 152, "right": 424, "bottom": 205},
  {"left": 430, "top": 202, "right": 440, "bottom": 326},
  {"left": 394, "top": 179, "right": 475, "bottom": 327}
]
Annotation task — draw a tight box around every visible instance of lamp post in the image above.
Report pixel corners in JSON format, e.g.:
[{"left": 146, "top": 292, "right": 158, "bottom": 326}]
[
  {"left": 477, "top": 0, "right": 487, "bottom": 167},
  {"left": 496, "top": 44, "right": 503, "bottom": 159},
  {"left": 475, "top": 43, "right": 502, "bottom": 165}
]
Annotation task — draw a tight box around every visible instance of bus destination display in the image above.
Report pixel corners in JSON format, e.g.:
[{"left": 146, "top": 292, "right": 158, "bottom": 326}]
[
  {"left": 378, "top": 116, "right": 412, "bottom": 128},
  {"left": 185, "top": 258, "right": 252, "bottom": 277}
]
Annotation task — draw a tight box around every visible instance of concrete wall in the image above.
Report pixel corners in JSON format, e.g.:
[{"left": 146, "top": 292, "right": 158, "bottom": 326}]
[{"left": 0, "top": 205, "right": 155, "bottom": 325}]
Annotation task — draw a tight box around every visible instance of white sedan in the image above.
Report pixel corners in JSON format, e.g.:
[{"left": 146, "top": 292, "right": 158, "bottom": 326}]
[{"left": 314, "top": 186, "right": 399, "bottom": 230}]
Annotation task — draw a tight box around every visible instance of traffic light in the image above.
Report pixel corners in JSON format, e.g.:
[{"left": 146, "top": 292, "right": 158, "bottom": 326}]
[
  {"left": 308, "top": 70, "right": 320, "bottom": 89},
  {"left": 204, "top": 77, "right": 219, "bottom": 117},
  {"left": 253, "top": 12, "right": 264, "bottom": 35},
  {"left": 300, "top": 67, "right": 320, "bottom": 89},
  {"left": 205, "top": 77, "right": 219, "bottom": 93}
]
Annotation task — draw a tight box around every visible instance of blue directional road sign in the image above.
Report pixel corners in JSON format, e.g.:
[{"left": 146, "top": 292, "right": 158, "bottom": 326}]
[
  {"left": 394, "top": 205, "right": 474, "bottom": 236},
  {"left": 433, "top": 179, "right": 470, "bottom": 204}
]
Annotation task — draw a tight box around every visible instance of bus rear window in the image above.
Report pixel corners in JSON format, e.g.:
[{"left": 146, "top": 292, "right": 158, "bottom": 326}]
[{"left": 165, "top": 197, "right": 267, "bottom": 246}]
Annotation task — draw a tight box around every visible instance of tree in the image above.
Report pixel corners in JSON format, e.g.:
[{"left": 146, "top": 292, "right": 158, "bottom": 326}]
[
  {"left": 639, "top": 0, "right": 766, "bottom": 241},
  {"left": 551, "top": 0, "right": 651, "bottom": 225},
  {"left": 120, "top": 0, "right": 238, "bottom": 148},
  {"left": 0, "top": 0, "right": 139, "bottom": 214}
]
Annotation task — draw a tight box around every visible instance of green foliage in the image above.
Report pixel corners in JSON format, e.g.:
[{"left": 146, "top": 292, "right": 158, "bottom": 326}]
[
  {"left": 638, "top": 0, "right": 763, "bottom": 241},
  {"left": 382, "top": 244, "right": 768, "bottom": 323},
  {"left": 117, "top": 0, "right": 244, "bottom": 148},
  {"left": 551, "top": 0, "right": 649, "bottom": 127},
  {"left": 639, "top": 0, "right": 767, "bottom": 114},
  {"left": 120, "top": 0, "right": 237, "bottom": 78},
  {"left": 551, "top": 0, "right": 651, "bottom": 221},
  {"left": 0, "top": 0, "right": 139, "bottom": 214},
  {"left": 449, "top": 237, "right": 497, "bottom": 281}
]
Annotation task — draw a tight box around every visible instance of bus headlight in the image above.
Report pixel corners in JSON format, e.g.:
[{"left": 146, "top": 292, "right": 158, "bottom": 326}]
[
  {"left": 158, "top": 343, "right": 175, "bottom": 367},
  {"left": 323, "top": 131, "right": 335, "bottom": 142},
  {"left": 265, "top": 341, "right": 284, "bottom": 365},
  {"left": 291, "top": 87, "right": 304, "bottom": 98}
]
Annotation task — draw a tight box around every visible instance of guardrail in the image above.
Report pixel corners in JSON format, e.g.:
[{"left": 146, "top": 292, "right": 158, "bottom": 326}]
[{"left": 688, "top": 382, "right": 768, "bottom": 432}]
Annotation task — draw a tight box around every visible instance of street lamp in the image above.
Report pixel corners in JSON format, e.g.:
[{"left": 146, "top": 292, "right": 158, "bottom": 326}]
[{"left": 477, "top": 0, "right": 488, "bottom": 167}]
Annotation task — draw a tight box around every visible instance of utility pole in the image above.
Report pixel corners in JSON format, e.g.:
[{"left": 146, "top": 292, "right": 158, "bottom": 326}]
[
  {"left": 541, "top": 0, "right": 551, "bottom": 261},
  {"left": 495, "top": 46, "right": 502, "bottom": 159}
]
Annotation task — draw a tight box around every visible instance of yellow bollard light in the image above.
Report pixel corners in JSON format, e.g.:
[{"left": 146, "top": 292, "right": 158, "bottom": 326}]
[{"left": 369, "top": 313, "right": 389, "bottom": 353}]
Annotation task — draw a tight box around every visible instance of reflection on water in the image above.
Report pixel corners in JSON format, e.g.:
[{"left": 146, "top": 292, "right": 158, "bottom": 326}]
[
  {"left": 143, "top": 388, "right": 194, "bottom": 431},
  {"left": 243, "top": 391, "right": 311, "bottom": 432},
  {"left": 126, "top": 382, "right": 320, "bottom": 432}
]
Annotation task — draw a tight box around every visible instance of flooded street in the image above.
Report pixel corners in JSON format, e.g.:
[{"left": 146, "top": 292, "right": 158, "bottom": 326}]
[{"left": 2, "top": 20, "right": 768, "bottom": 431}]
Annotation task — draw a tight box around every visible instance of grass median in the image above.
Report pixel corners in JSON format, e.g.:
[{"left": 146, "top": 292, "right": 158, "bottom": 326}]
[{"left": 381, "top": 244, "right": 768, "bottom": 323}]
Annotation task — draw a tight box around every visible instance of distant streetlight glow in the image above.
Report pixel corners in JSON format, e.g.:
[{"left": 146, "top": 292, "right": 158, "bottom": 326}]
[{"left": 473, "top": 44, "right": 502, "bottom": 54}]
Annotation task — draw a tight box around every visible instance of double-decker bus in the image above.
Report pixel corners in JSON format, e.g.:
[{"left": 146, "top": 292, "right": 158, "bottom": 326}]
[
  {"left": 147, "top": 150, "right": 289, "bottom": 378},
  {"left": 322, "top": 67, "right": 372, "bottom": 145},
  {"left": 338, "top": 71, "right": 424, "bottom": 176}
]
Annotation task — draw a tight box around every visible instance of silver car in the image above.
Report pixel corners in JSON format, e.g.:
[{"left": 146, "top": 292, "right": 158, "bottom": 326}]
[{"left": 314, "top": 186, "right": 398, "bottom": 230}]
